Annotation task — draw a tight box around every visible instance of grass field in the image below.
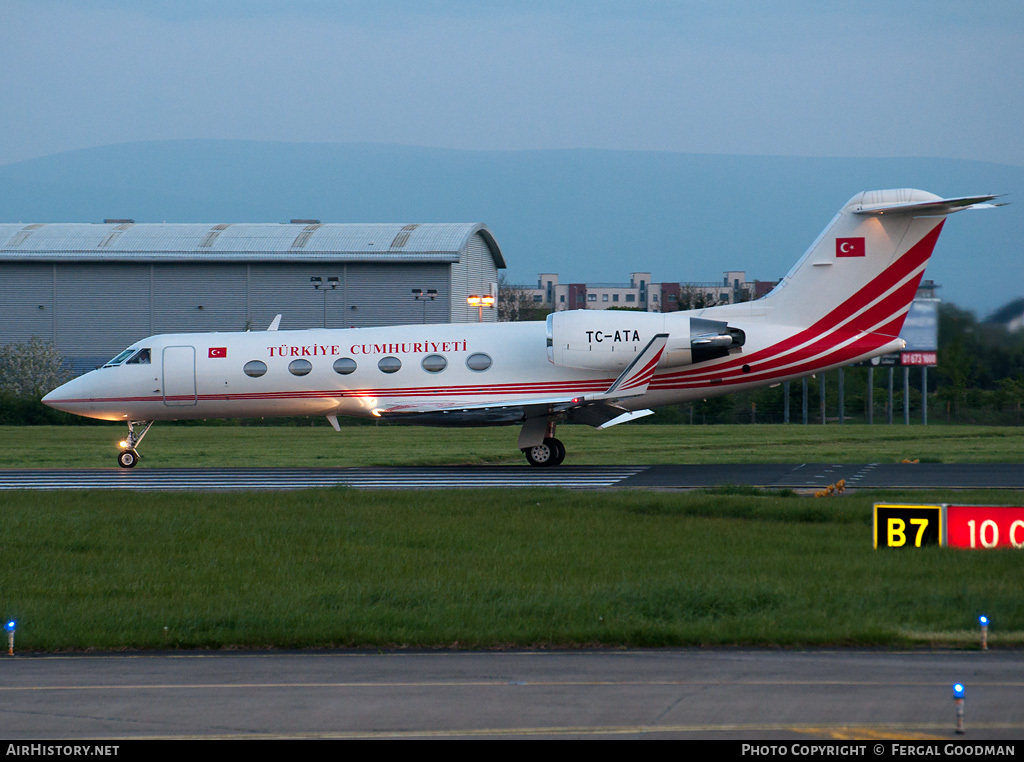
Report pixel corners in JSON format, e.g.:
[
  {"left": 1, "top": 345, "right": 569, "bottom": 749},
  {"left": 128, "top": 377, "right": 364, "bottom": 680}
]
[
  {"left": 1, "top": 423, "right": 1023, "bottom": 468},
  {"left": 1, "top": 423, "right": 1021, "bottom": 652},
  {"left": 1, "top": 486, "right": 1022, "bottom": 652}
]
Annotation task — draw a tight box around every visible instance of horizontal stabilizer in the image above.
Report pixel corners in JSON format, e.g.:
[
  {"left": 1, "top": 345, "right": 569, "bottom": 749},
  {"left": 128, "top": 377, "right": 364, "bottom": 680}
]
[{"left": 853, "top": 194, "right": 1004, "bottom": 217}]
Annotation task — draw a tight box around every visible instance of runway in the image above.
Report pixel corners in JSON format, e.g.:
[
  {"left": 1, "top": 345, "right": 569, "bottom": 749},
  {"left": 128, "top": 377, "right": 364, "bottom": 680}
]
[
  {"left": 2, "top": 649, "right": 1021, "bottom": 739},
  {"left": 0, "top": 465, "right": 644, "bottom": 490},
  {"left": 0, "top": 463, "right": 1021, "bottom": 491}
]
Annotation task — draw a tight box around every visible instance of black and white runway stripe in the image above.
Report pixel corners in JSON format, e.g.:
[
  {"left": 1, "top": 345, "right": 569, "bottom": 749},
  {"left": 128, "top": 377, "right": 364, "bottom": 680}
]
[{"left": 0, "top": 466, "right": 646, "bottom": 492}]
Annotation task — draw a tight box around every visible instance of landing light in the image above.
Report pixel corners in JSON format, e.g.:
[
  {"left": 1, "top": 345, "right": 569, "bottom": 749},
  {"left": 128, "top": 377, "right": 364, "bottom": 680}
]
[{"left": 118, "top": 440, "right": 129, "bottom": 449}]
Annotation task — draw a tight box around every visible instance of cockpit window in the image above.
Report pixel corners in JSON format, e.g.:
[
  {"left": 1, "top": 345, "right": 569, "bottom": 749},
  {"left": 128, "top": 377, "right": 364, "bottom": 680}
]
[
  {"left": 103, "top": 348, "right": 137, "bottom": 367},
  {"left": 126, "top": 348, "right": 151, "bottom": 365}
]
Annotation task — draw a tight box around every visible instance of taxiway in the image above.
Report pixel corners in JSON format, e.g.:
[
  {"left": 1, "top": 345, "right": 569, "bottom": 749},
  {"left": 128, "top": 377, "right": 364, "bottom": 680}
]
[{"left": 2, "top": 649, "right": 1021, "bottom": 739}]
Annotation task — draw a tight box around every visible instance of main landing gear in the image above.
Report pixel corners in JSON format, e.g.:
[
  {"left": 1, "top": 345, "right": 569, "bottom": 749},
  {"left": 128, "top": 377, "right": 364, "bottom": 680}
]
[
  {"left": 522, "top": 437, "right": 566, "bottom": 468},
  {"left": 520, "top": 416, "right": 566, "bottom": 467},
  {"left": 117, "top": 420, "right": 154, "bottom": 468}
]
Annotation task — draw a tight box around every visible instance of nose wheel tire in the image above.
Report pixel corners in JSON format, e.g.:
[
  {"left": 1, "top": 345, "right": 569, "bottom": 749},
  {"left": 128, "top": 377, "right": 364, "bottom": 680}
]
[
  {"left": 523, "top": 437, "right": 566, "bottom": 467},
  {"left": 116, "top": 421, "right": 153, "bottom": 468},
  {"left": 117, "top": 449, "right": 139, "bottom": 468}
]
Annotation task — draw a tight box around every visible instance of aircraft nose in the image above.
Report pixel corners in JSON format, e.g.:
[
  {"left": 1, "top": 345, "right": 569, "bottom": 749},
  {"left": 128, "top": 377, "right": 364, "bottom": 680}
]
[
  {"left": 41, "top": 379, "right": 76, "bottom": 412},
  {"left": 41, "top": 373, "right": 99, "bottom": 414},
  {"left": 40, "top": 370, "right": 134, "bottom": 422}
]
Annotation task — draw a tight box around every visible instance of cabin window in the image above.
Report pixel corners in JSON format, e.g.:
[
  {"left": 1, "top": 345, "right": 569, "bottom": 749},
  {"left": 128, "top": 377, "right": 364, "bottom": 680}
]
[
  {"left": 126, "top": 348, "right": 151, "bottom": 365},
  {"left": 288, "top": 359, "right": 312, "bottom": 376},
  {"left": 333, "top": 358, "right": 357, "bottom": 375},
  {"left": 243, "top": 360, "right": 268, "bottom": 378},
  {"left": 466, "top": 353, "right": 492, "bottom": 372},
  {"left": 421, "top": 354, "right": 447, "bottom": 373},
  {"left": 378, "top": 356, "right": 401, "bottom": 374}
]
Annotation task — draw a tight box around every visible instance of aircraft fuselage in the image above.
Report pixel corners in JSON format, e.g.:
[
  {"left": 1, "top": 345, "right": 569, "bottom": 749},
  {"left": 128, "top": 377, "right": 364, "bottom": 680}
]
[{"left": 41, "top": 189, "right": 1001, "bottom": 467}]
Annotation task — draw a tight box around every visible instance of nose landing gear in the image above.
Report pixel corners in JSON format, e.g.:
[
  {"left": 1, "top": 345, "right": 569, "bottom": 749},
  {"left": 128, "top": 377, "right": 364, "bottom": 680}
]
[{"left": 117, "top": 420, "right": 154, "bottom": 468}]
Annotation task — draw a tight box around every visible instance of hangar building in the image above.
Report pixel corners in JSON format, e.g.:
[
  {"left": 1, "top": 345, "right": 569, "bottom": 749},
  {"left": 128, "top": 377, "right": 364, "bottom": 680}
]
[{"left": 0, "top": 221, "right": 505, "bottom": 370}]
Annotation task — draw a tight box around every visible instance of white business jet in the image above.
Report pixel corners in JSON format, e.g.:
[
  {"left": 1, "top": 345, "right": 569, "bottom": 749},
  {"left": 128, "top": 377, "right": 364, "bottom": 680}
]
[{"left": 42, "top": 189, "right": 1000, "bottom": 468}]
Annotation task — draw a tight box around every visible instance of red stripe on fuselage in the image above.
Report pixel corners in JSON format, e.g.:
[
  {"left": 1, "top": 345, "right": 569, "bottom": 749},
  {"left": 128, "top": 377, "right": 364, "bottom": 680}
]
[
  {"left": 659, "top": 314, "right": 906, "bottom": 391},
  {"left": 653, "top": 271, "right": 923, "bottom": 390}
]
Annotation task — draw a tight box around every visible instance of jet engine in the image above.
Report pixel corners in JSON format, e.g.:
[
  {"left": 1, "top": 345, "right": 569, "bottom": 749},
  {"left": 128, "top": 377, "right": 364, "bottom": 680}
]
[{"left": 546, "top": 311, "right": 744, "bottom": 371}]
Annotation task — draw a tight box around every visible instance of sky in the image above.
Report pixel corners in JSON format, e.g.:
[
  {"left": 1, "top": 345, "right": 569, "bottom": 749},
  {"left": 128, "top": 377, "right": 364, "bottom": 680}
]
[{"left": 2, "top": 0, "right": 1023, "bottom": 167}]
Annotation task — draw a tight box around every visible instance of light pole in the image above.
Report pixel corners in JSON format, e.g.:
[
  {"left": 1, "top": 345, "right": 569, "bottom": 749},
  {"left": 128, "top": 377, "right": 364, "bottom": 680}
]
[
  {"left": 412, "top": 288, "right": 438, "bottom": 323},
  {"left": 311, "top": 276, "right": 339, "bottom": 328},
  {"left": 467, "top": 294, "right": 495, "bottom": 322}
]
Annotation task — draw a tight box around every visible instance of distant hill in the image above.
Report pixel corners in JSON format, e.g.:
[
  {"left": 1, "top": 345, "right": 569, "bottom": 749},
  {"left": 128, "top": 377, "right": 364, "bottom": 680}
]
[
  {"left": 986, "top": 297, "right": 1024, "bottom": 332},
  {"left": 0, "top": 140, "right": 1019, "bottom": 314}
]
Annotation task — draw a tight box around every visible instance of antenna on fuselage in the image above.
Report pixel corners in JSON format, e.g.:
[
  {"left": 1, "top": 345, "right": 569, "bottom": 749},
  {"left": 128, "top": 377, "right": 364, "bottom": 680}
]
[{"left": 267, "top": 314, "right": 282, "bottom": 331}]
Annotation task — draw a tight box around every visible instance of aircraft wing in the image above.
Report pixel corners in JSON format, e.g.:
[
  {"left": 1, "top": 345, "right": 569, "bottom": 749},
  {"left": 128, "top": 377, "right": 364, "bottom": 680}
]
[{"left": 375, "top": 333, "right": 668, "bottom": 431}]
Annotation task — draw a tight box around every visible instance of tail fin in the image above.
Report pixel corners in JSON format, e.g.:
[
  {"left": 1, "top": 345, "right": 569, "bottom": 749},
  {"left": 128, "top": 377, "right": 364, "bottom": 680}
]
[
  {"left": 763, "top": 189, "right": 999, "bottom": 338},
  {"left": 653, "top": 189, "right": 1000, "bottom": 393}
]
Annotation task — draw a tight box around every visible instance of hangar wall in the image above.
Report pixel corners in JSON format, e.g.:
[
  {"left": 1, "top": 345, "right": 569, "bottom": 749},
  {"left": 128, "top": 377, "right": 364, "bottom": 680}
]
[{"left": 0, "top": 222, "right": 505, "bottom": 371}]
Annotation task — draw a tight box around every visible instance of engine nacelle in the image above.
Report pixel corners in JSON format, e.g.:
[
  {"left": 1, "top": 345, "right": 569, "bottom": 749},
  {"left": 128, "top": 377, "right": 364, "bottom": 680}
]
[{"left": 546, "top": 311, "right": 745, "bottom": 371}]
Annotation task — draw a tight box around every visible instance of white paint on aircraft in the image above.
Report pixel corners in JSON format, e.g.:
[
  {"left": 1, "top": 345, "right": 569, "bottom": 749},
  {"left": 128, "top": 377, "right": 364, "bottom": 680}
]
[{"left": 41, "top": 190, "right": 1000, "bottom": 467}]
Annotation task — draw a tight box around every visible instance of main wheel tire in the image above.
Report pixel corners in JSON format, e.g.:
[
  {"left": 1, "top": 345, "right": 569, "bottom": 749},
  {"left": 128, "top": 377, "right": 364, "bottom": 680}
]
[
  {"left": 523, "top": 442, "right": 553, "bottom": 467},
  {"left": 523, "top": 437, "right": 565, "bottom": 467},
  {"left": 117, "top": 449, "right": 138, "bottom": 468},
  {"left": 549, "top": 437, "right": 566, "bottom": 466}
]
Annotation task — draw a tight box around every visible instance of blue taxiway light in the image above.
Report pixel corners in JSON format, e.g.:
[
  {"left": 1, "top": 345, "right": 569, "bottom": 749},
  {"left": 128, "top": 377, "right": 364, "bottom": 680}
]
[{"left": 953, "top": 683, "right": 965, "bottom": 699}]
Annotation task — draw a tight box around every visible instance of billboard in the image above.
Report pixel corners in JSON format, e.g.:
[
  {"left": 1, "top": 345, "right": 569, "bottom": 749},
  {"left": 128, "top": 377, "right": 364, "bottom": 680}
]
[{"left": 862, "top": 298, "right": 939, "bottom": 367}]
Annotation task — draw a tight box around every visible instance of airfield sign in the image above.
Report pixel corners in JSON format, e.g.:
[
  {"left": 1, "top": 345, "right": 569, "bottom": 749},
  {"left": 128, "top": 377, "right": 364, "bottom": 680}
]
[{"left": 875, "top": 503, "right": 1024, "bottom": 548}]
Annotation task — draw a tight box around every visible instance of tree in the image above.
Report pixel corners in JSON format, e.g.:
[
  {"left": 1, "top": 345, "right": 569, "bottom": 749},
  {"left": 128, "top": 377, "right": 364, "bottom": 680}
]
[
  {"left": 497, "top": 274, "right": 547, "bottom": 322},
  {"left": 676, "top": 285, "right": 722, "bottom": 311},
  {"left": 0, "top": 337, "right": 74, "bottom": 399}
]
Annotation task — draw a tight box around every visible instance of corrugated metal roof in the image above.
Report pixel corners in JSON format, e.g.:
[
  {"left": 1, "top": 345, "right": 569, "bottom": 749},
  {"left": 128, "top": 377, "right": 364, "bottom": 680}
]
[{"left": 0, "top": 222, "right": 506, "bottom": 267}]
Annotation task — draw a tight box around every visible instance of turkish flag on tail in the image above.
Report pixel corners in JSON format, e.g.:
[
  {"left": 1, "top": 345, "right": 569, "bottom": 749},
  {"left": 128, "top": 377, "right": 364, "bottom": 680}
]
[{"left": 836, "top": 237, "right": 865, "bottom": 257}]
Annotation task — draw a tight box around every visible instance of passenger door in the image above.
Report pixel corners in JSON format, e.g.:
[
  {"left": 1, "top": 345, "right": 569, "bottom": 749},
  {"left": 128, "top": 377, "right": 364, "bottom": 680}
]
[{"left": 162, "top": 345, "right": 197, "bottom": 407}]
